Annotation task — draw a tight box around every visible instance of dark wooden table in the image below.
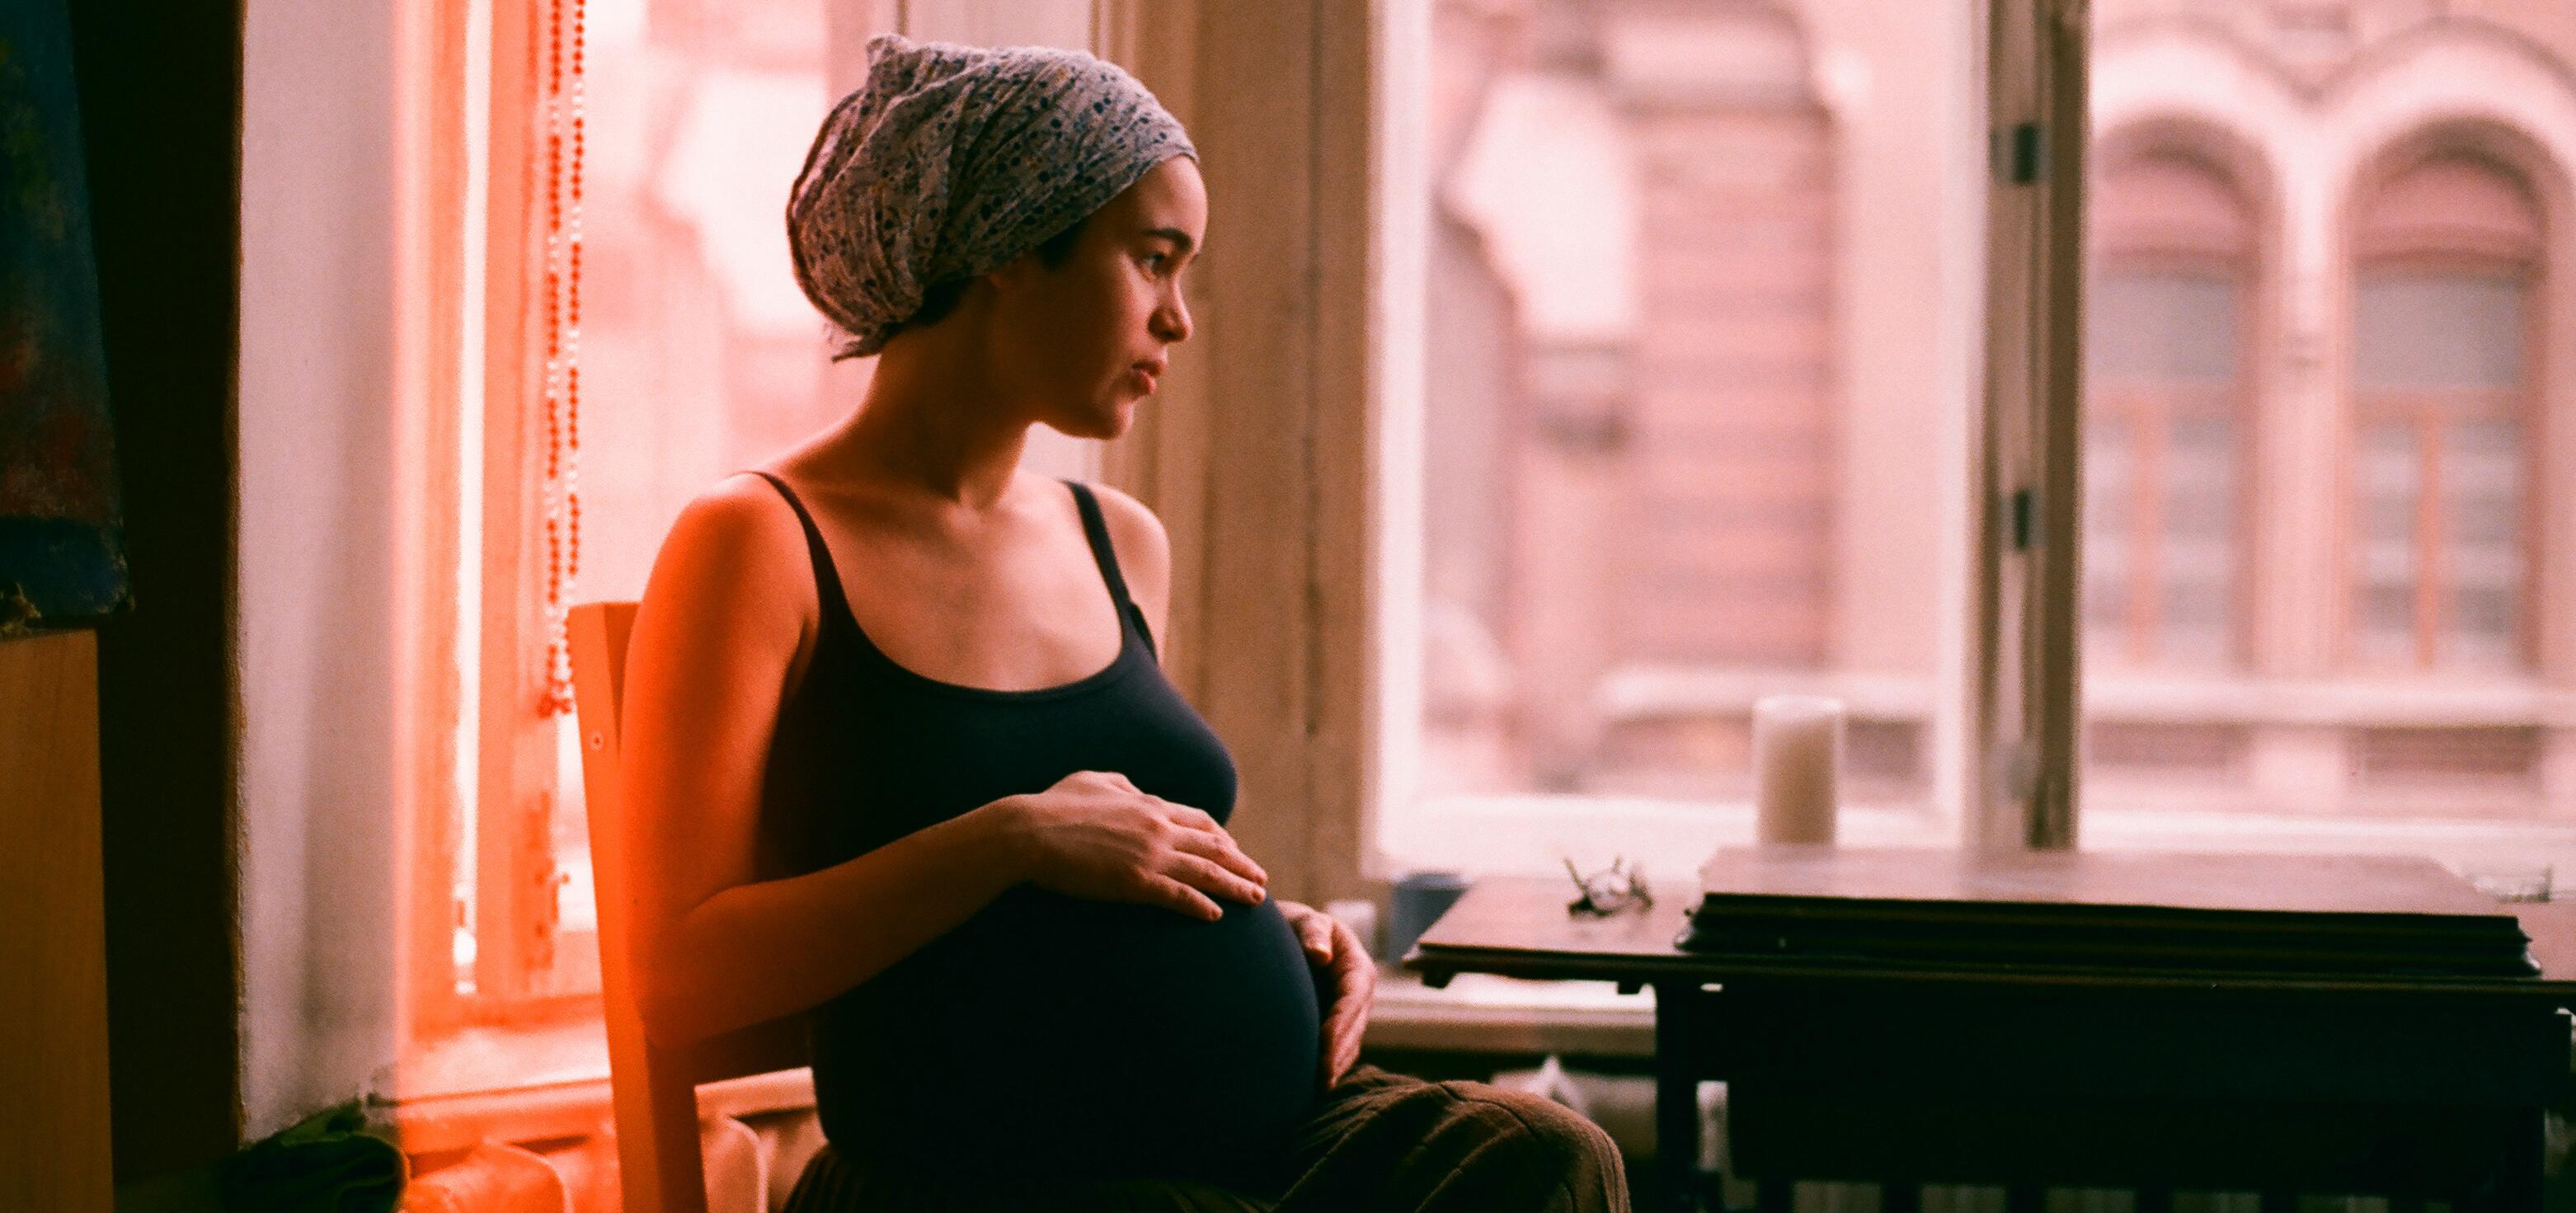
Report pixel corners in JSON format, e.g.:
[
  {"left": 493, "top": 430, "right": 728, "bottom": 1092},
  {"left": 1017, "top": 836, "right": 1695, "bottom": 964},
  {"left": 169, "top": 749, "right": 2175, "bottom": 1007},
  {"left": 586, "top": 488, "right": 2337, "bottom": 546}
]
[{"left": 1407, "top": 876, "right": 2576, "bottom": 1213}]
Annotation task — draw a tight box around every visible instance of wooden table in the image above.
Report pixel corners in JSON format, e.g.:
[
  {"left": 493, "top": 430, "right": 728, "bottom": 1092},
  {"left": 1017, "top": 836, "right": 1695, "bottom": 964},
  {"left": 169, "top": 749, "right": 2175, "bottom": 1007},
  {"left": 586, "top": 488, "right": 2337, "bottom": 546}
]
[{"left": 1407, "top": 876, "right": 2576, "bottom": 1213}]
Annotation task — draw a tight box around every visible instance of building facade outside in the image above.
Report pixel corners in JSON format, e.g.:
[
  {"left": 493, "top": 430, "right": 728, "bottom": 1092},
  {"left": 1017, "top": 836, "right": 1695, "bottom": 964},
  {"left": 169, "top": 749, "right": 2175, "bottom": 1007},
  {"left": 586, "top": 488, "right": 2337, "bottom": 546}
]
[{"left": 1418, "top": 0, "right": 2576, "bottom": 845}]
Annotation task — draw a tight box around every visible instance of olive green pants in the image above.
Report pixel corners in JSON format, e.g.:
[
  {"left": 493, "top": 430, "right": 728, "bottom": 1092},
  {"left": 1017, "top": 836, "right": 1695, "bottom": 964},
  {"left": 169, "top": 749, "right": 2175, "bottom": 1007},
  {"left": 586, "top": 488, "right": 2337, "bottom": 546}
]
[{"left": 781, "top": 1065, "right": 1634, "bottom": 1213}]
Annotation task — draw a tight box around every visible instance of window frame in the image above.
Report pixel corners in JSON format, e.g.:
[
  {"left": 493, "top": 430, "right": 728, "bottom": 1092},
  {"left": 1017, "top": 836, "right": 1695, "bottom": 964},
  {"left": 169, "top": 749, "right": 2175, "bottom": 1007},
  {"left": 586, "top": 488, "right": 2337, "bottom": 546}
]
[
  {"left": 1367, "top": 7, "right": 2576, "bottom": 879},
  {"left": 1339, "top": 0, "right": 2019, "bottom": 881},
  {"left": 395, "top": 0, "right": 599, "bottom": 1067},
  {"left": 395, "top": 0, "right": 1131, "bottom": 1094},
  {"left": 389, "top": 0, "right": 2576, "bottom": 1100}
]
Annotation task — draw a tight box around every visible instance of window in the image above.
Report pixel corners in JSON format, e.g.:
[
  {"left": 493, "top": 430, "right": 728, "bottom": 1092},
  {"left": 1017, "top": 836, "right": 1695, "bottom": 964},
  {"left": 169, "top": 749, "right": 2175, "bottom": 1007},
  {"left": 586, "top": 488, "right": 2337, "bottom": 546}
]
[
  {"left": 2349, "top": 153, "right": 2541, "bottom": 675},
  {"left": 2082, "top": 152, "right": 2254, "bottom": 671},
  {"left": 1384, "top": 0, "right": 2576, "bottom": 882},
  {"left": 1390, "top": 0, "right": 1979, "bottom": 870},
  {"left": 402, "top": 0, "right": 1112, "bottom": 1074}
]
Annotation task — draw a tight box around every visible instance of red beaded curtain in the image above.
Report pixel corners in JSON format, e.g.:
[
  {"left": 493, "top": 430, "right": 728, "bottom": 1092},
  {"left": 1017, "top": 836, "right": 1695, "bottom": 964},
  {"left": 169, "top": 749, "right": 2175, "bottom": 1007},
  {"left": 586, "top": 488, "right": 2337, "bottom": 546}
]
[{"left": 539, "top": 0, "right": 586, "bottom": 717}]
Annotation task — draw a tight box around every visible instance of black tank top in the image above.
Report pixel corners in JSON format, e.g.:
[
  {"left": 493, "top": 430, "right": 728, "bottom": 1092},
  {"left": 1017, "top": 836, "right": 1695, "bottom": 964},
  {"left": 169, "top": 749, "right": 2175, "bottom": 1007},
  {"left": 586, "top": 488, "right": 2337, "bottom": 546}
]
[{"left": 747, "top": 473, "right": 1322, "bottom": 1185}]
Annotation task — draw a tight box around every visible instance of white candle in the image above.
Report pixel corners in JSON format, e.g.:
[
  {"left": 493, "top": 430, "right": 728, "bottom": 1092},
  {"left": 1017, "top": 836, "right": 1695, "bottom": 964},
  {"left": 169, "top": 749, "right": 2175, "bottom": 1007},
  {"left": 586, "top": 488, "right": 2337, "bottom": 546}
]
[{"left": 1753, "top": 694, "right": 1843, "bottom": 845}]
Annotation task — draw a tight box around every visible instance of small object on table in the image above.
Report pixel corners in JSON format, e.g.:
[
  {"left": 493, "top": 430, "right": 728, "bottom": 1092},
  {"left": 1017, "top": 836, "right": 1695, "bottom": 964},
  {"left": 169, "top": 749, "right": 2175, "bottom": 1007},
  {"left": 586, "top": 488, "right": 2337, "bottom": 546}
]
[
  {"left": 1752, "top": 694, "right": 1842, "bottom": 845},
  {"left": 1564, "top": 855, "right": 1655, "bottom": 918}
]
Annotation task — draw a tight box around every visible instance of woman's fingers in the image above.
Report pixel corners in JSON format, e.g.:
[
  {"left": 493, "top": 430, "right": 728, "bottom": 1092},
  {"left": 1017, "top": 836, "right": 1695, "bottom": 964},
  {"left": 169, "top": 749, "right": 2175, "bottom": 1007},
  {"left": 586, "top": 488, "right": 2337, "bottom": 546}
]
[
  {"left": 1170, "top": 826, "right": 1267, "bottom": 888},
  {"left": 1278, "top": 899, "right": 1334, "bottom": 964},
  {"left": 1143, "top": 873, "right": 1225, "bottom": 922},
  {"left": 1320, "top": 999, "right": 1366, "bottom": 1086},
  {"left": 1322, "top": 914, "right": 1374, "bottom": 1086},
  {"left": 1170, "top": 853, "right": 1265, "bottom": 905},
  {"left": 1149, "top": 797, "right": 1224, "bottom": 835}
]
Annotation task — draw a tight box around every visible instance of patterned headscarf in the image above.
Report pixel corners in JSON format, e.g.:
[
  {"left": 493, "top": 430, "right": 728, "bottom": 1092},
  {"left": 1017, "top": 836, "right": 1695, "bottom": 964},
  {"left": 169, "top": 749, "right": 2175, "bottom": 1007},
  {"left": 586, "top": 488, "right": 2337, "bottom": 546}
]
[{"left": 786, "top": 34, "right": 1196, "bottom": 359}]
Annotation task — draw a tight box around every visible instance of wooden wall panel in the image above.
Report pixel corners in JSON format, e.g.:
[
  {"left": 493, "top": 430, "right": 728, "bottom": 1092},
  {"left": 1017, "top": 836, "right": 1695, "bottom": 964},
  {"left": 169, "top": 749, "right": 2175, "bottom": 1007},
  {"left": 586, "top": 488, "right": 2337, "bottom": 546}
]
[
  {"left": 1189, "top": 0, "right": 1323, "bottom": 896},
  {"left": 1102, "top": 1, "right": 1380, "bottom": 902}
]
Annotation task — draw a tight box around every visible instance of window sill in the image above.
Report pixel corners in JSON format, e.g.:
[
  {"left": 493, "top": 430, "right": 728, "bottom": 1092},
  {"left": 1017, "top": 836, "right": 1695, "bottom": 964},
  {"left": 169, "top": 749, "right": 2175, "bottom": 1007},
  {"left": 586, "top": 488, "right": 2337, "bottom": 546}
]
[
  {"left": 393, "top": 1017, "right": 814, "bottom": 1155},
  {"left": 398, "top": 1018, "right": 613, "bottom": 1105},
  {"left": 2085, "top": 672, "right": 2576, "bottom": 728},
  {"left": 1365, "top": 966, "right": 1655, "bottom": 1059}
]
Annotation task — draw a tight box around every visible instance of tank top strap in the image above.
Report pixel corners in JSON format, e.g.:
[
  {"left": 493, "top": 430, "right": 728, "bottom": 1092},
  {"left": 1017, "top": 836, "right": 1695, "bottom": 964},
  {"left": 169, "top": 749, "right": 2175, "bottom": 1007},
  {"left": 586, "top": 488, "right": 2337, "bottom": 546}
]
[
  {"left": 1061, "top": 480, "right": 1139, "bottom": 618},
  {"left": 745, "top": 471, "right": 854, "bottom": 626}
]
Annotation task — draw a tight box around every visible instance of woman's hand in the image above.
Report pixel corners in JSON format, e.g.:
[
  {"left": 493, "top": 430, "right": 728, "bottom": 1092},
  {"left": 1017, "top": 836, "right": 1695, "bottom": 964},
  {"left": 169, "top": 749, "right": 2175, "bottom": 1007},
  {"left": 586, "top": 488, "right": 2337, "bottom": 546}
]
[
  {"left": 1280, "top": 899, "right": 1375, "bottom": 1088},
  {"left": 1001, "top": 770, "right": 1268, "bottom": 922}
]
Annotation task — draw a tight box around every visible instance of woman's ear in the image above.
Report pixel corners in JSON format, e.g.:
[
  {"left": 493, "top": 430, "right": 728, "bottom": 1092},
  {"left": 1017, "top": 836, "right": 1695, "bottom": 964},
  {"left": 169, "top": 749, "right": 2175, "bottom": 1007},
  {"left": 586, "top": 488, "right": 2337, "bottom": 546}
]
[{"left": 982, "top": 249, "right": 1048, "bottom": 296}]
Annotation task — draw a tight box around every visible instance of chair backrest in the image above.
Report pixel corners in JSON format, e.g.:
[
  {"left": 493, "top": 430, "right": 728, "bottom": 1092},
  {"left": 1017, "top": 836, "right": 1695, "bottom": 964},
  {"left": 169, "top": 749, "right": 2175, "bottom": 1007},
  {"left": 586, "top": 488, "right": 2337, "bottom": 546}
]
[{"left": 570, "top": 602, "right": 810, "bottom": 1213}]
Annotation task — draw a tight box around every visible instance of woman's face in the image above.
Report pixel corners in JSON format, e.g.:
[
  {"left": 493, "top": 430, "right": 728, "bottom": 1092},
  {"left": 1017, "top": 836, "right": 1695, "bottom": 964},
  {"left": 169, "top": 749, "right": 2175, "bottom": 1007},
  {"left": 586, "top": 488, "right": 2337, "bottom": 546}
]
[{"left": 989, "top": 156, "right": 1206, "bottom": 440}]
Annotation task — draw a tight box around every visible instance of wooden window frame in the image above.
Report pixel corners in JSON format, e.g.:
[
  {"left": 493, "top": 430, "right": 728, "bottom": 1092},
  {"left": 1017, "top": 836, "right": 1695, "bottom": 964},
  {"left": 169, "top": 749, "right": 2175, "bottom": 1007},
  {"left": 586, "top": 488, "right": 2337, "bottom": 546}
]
[
  {"left": 394, "top": 0, "right": 599, "bottom": 1074},
  {"left": 393, "top": 0, "right": 1123, "bottom": 1097},
  {"left": 1118, "top": 0, "right": 2072, "bottom": 877}
]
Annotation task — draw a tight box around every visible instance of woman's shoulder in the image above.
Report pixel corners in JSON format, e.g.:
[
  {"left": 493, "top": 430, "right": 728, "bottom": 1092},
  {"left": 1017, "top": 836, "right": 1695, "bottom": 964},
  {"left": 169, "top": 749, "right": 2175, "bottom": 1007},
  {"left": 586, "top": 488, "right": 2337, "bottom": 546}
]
[
  {"left": 670, "top": 471, "right": 811, "bottom": 558},
  {"left": 1069, "top": 479, "right": 1172, "bottom": 632},
  {"left": 1074, "top": 481, "right": 1168, "bottom": 572},
  {"left": 1074, "top": 480, "right": 1168, "bottom": 551},
  {"left": 641, "top": 472, "right": 819, "bottom": 623}
]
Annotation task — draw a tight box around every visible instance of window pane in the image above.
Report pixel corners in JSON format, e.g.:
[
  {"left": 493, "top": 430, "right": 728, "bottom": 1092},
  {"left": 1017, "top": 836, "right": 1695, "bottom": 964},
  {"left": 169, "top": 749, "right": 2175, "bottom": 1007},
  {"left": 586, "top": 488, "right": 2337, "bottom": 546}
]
[
  {"left": 2446, "top": 419, "right": 2523, "bottom": 669},
  {"left": 2353, "top": 422, "right": 2419, "bottom": 664},
  {"left": 2355, "top": 273, "right": 2525, "bottom": 390},
  {"left": 508, "top": 0, "right": 845, "bottom": 995},
  {"left": 2162, "top": 415, "right": 2236, "bottom": 665},
  {"left": 2083, "top": 415, "right": 2132, "bottom": 644},
  {"left": 501, "top": 5, "right": 1116, "bottom": 990},
  {"left": 1400, "top": 0, "right": 1971, "bottom": 849},
  {"left": 2080, "top": 262, "right": 2246, "bottom": 670},
  {"left": 2087, "top": 270, "right": 2239, "bottom": 383}
]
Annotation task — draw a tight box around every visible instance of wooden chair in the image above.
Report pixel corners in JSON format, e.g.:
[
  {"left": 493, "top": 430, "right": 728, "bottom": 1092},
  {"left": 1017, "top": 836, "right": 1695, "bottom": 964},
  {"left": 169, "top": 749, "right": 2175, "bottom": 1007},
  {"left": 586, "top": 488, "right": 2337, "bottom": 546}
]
[{"left": 570, "top": 601, "right": 811, "bottom": 1213}]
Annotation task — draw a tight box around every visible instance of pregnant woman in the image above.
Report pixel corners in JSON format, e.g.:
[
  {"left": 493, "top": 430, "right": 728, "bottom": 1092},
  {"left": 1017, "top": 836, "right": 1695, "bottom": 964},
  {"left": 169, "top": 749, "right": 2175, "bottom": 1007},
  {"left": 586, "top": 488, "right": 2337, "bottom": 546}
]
[{"left": 618, "top": 34, "right": 1631, "bottom": 1212}]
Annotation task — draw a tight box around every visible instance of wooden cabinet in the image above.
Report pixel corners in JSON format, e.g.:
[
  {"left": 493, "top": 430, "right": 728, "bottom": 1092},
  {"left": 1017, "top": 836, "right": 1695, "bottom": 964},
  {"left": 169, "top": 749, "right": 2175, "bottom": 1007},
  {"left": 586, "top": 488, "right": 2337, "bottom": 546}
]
[{"left": 1, "top": 628, "right": 113, "bottom": 1211}]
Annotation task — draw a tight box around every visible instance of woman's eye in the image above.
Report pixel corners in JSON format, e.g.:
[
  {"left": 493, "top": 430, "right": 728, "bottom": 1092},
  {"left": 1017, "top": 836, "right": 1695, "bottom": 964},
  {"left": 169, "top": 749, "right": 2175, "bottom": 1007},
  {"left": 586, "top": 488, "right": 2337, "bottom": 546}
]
[{"left": 1141, "top": 252, "right": 1170, "bottom": 274}]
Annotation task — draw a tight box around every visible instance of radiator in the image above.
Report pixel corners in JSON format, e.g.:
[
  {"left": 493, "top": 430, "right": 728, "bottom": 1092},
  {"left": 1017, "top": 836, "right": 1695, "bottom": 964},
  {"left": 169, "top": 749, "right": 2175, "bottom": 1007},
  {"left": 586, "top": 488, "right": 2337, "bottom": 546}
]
[
  {"left": 402, "top": 1108, "right": 828, "bottom": 1213},
  {"left": 1490, "top": 1063, "right": 2561, "bottom": 1213}
]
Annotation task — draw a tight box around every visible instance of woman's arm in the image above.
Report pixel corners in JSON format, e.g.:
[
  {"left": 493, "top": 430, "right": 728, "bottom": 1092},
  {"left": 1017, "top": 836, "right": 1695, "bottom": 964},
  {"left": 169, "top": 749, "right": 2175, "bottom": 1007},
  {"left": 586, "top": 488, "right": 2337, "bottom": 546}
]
[
  {"left": 618, "top": 478, "right": 1018, "bottom": 1045},
  {"left": 621, "top": 477, "right": 1268, "bottom": 1046}
]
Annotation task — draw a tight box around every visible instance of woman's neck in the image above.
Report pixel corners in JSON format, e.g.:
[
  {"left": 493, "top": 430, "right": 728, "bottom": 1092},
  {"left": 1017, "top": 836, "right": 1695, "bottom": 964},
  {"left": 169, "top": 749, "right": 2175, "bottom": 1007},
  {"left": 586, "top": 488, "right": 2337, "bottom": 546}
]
[{"left": 823, "top": 329, "right": 1032, "bottom": 513}]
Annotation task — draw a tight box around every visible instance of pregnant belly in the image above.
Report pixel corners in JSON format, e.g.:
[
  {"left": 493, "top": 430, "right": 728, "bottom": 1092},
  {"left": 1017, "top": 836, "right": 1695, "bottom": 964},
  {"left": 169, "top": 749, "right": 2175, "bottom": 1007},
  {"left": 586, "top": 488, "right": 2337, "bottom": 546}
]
[{"left": 811, "top": 887, "right": 1324, "bottom": 1182}]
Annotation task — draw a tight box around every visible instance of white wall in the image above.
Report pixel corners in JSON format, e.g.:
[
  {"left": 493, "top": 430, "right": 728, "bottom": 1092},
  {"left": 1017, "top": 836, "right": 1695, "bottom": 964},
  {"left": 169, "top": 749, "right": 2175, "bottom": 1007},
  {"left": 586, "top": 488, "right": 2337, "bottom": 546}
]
[{"left": 237, "top": 0, "right": 406, "bottom": 1137}]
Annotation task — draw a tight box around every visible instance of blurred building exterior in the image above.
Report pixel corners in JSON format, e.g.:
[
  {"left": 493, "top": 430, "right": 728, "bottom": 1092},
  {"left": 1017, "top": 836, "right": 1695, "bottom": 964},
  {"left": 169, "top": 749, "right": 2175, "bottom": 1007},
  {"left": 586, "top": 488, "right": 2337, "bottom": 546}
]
[{"left": 1418, "top": 0, "right": 2576, "bottom": 830}]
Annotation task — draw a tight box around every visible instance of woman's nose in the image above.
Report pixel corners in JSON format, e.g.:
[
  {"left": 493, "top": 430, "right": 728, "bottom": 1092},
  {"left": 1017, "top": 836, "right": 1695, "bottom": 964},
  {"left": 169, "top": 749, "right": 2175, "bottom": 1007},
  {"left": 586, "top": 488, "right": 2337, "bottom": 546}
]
[{"left": 1154, "top": 291, "right": 1192, "bottom": 344}]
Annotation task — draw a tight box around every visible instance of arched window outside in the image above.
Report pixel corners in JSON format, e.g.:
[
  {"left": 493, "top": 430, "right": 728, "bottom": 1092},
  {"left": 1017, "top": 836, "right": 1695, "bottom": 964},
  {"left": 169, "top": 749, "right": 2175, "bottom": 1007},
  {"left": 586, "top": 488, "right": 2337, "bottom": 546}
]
[
  {"left": 2084, "top": 151, "right": 2256, "bottom": 670},
  {"left": 2349, "top": 153, "right": 2542, "bottom": 673}
]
